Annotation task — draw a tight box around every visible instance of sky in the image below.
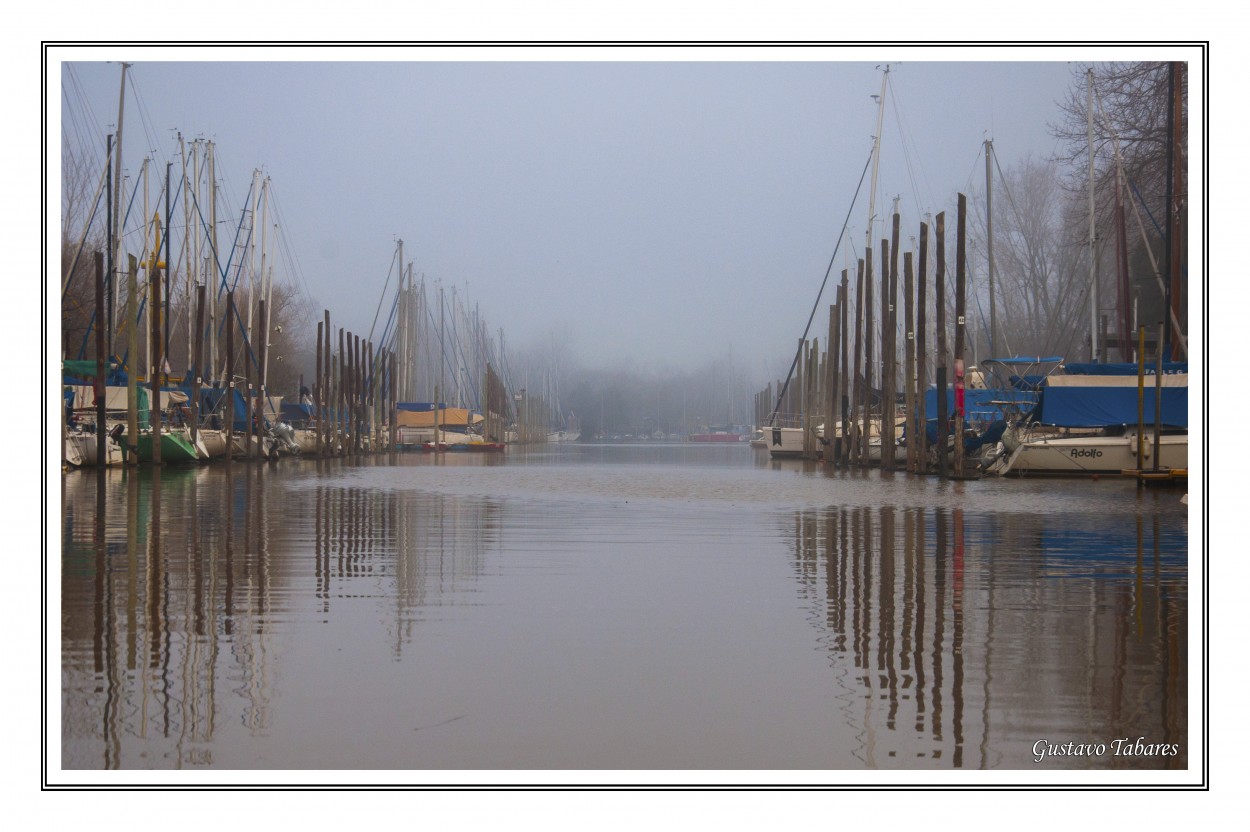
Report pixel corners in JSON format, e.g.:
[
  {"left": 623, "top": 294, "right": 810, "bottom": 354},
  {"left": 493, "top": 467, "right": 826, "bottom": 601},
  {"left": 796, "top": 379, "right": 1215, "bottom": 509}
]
[{"left": 53, "top": 44, "right": 1189, "bottom": 386}]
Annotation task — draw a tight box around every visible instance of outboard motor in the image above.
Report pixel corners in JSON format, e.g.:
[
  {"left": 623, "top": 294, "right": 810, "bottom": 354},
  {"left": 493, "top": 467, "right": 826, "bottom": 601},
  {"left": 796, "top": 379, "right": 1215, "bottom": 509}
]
[{"left": 268, "top": 421, "right": 301, "bottom": 455}]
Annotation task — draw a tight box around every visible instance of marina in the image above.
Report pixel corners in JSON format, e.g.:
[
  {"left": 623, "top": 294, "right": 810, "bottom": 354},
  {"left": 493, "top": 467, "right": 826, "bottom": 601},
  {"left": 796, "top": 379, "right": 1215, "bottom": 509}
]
[{"left": 51, "top": 53, "right": 1200, "bottom": 785}]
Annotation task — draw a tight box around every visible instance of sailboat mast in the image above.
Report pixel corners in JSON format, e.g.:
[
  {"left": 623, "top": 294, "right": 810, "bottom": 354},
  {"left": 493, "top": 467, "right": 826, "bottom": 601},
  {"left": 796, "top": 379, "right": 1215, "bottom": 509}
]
[
  {"left": 142, "top": 159, "right": 151, "bottom": 384},
  {"left": 985, "top": 138, "right": 996, "bottom": 358},
  {"left": 866, "top": 66, "right": 889, "bottom": 256},
  {"left": 111, "top": 62, "right": 129, "bottom": 361},
  {"left": 1087, "top": 67, "right": 1099, "bottom": 362},
  {"left": 247, "top": 169, "right": 259, "bottom": 343},
  {"left": 208, "top": 141, "right": 218, "bottom": 383},
  {"left": 180, "top": 133, "right": 192, "bottom": 372},
  {"left": 260, "top": 177, "right": 273, "bottom": 393}
]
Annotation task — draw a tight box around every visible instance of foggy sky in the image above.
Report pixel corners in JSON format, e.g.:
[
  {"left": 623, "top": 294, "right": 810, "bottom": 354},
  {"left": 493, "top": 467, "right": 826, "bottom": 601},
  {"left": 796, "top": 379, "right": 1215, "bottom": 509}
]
[{"left": 59, "top": 48, "right": 1094, "bottom": 384}]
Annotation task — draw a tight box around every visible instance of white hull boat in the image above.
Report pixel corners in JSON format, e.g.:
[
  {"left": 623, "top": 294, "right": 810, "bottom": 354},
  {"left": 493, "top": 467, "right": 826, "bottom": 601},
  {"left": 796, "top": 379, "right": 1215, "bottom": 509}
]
[
  {"left": 64, "top": 430, "right": 124, "bottom": 467},
  {"left": 986, "top": 430, "right": 1187, "bottom": 476}
]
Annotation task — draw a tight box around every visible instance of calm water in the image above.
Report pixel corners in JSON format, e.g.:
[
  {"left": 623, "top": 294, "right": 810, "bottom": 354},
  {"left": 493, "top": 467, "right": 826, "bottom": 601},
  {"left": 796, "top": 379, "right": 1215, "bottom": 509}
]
[{"left": 58, "top": 444, "right": 1189, "bottom": 773}]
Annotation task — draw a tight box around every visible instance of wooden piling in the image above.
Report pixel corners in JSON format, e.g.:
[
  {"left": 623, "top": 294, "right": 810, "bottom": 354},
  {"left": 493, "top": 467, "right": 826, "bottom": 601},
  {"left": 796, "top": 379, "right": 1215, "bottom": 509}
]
[
  {"left": 226, "top": 290, "right": 235, "bottom": 464},
  {"left": 193, "top": 283, "right": 205, "bottom": 445},
  {"left": 880, "top": 214, "right": 900, "bottom": 467},
  {"left": 809, "top": 338, "right": 819, "bottom": 459},
  {"left": 390, "top": 348, "right": 398, "bottom": 452},
  {"left": 935, "top": 212, "right": 948, "bottom": 480},
  {"left": 839, "top": 272, "right": 849, "bottom": 467},
  {"left": 851, "top": 259, "right": 865, "bottom": 467},
  {"left": 885, "top": 236, "right": 895, "bottom": 467},
  {"left": 338, "top": 328, "right": 346, "bottom": 454},
  {"left": 953, "top": 193, "right": 968, "bottom": 478},
  {"left": 369, "top": 340, "right": 377, "bottom": 452},
  {"left": 325, "top": 330, "right": 333, "bottom": 455},
  {"left": 150, "top": 256, "right": 163, "bottom": 466},
  {"left": 903, "top": 251, "right": 915, "bottom": 473},
  {"left": 95, "top": 251, "right": 107, "bottom": 467},
  {"left": 916, "top": 223, "right": 929, "bottom": 472},
  {"left": 1136, "top": 325, "right": 1146, "bottom": 479},
  {"left": 126, "top": 255, "right": 139, "bottom": 463},
  {"left": 1153, "top": 322, "right": 1164, "bottom": 472},
  {"left": 826, "top": 301, "right": 838, "bottom": 465},
  {"left": 354, "top": 333, "right": 363, "bottom": 453},
  {"left": 315, "top": 321, "right": 323, "bottom": 456},
  {"left": 862, "top": 247, "right": 874, "bottom": 467}
]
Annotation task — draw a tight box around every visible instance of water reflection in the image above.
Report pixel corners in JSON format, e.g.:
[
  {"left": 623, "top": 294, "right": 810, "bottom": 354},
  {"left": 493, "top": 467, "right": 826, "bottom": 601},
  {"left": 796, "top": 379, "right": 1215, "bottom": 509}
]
[
  {"left": 61, "top": 449, "right": 1188, "bottom": 771},
  {"left": 787, "top": 504, "right": 1187, "bottom": 769},
  {"left": 61, "top": 461, "right": 502, "bottom": 769}
]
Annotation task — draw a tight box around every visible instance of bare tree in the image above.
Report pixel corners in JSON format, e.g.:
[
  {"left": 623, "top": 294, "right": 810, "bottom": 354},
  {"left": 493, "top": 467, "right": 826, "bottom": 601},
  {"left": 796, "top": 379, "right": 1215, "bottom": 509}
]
[
  {"left": 1051, "top": 61, "right": 1187, "bottom": 349},
  {"left": 965, "top": 156, "right": 1092, "bottom": 360}
]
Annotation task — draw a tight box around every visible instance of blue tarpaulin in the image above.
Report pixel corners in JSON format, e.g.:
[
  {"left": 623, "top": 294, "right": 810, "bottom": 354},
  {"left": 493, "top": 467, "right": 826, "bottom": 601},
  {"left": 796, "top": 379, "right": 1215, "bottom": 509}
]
[
  {"left": 1063, "top": 362, "right": 1188, "bottom": 376},
  {"left": 1036, "top": 384, "right": 1187, "bottom": 428}
]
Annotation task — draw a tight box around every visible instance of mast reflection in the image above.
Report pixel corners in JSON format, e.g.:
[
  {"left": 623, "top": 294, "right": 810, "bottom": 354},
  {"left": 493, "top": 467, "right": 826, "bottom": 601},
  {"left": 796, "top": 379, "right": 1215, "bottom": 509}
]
[{"left": 787, "top": 502, "right": 1187, "bottom": 769}]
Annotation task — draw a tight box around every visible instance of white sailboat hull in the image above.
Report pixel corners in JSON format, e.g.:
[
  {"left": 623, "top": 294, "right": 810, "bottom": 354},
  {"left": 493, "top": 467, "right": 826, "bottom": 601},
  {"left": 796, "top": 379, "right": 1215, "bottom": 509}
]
[
  {"left": 64, "top": 431, "right": 124, "bottom": 466},
  {"left": 987, "top": 432, "right": 1187, "bottom": 476},
  {"left": 764, "top": 426, "right": 808, "bottom": 458}
]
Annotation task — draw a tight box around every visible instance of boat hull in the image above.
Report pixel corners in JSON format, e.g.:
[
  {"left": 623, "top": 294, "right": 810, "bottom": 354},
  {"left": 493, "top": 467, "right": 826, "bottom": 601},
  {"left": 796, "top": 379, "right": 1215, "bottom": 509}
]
[
  {"left": 988, "top": 432, "right": 1187, "bottom": 476},
  {"left": 64, "top": 432, "right": 124, "bottom": 467},
  {"left": 763, "top": 426, "right": 807, "bottom": 457},
  {"left": 123, "top": 430, "right": 202, "bottom": 464}
]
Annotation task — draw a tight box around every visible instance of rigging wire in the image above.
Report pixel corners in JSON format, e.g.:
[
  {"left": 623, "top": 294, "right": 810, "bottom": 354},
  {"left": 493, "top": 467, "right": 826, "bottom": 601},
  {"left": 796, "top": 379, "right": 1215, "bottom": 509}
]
[
  {"left": 368, "top": 246, "right": 401, "bottom": 346},
  {"left": 267, "top": 181, "right": 318, "bottom": 307},
  {"left": 767, "top": 144, "right": 875, "bottom": 426}
]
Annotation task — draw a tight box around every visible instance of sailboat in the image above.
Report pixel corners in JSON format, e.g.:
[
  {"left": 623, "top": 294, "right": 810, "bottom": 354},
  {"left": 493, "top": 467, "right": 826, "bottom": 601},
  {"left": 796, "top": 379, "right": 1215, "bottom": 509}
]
[
  {"left": 983, "top": 361, "right": 1187, "bottom": 476},
  {"left": 983, "top": 66, "right": 1189, "bottom": 477}
]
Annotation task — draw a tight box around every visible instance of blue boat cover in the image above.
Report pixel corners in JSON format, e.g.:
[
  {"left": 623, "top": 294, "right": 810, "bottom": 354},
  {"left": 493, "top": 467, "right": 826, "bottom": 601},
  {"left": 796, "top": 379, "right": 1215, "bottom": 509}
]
[
  {"left": 924, "top": 387, "right": 1038, "bottom": 425},
  {"left": 1036, "top": 385, "right": 1187, "bottom": 428},
  {"left": 1063, "top": 362, "right": 1188, "bottom": 376},
  {"left": 396, "top": 402, "right": 448, "bottom": 412}
]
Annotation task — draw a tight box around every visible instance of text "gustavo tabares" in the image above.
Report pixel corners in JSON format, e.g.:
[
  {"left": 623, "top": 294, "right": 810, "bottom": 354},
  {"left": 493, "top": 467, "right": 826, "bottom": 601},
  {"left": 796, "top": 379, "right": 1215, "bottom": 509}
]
[{"left": 1033, "top": 737, "right": 1180, "bottom": 763}]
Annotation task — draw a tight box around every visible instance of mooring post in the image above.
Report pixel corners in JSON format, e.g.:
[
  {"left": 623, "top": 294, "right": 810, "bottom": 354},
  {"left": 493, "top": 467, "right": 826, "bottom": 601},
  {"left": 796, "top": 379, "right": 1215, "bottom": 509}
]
[
  {"left": 903, "top": 250, "right": 915, "bottom": 474},
  {"left": 862, "top": 247, "right": 874, "bottom": 467},
  {"left": 935, "top": 212, "right": 948, "bottom": 481},
  {"left": 916, "top": 223, "right": 929, "bottom": 472},
  {"left": 953, "top": 193, "right": 968, "bottom": 478},
  {"left": 226, "top": 290, "right": 235, "bottom": 465}
]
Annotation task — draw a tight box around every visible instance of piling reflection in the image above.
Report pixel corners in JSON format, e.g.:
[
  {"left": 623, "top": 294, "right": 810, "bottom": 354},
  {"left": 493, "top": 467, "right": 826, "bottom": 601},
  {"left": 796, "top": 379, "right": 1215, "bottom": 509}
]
[
  {"left": 787, "top": 503, "right": 1187, "bottom": 769},
  {"left": 61, "top": 460, "right": 500, "bottom": 769}
]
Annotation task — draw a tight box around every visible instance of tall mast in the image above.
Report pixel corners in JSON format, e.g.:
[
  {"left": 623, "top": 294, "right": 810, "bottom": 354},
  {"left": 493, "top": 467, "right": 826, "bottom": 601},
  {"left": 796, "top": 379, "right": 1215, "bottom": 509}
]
[
  {"left": 142, "top": 158, "right": 150, "bottom": 382},
  {"left": 180, "top": 132, "right": 192, "bottom": 371},
  {"left": 111, "top": 62, "right": 130, "bottom": 361},
  {"left": 1165, "top": 60, "right": 1179, "bottom": 359},
  {"left": 440, "top": 280, "right": 446, "bottom": 409},
  {"left": 866, "top": 66, "right": 889, "bottom": 257},
  {"left": 985, "top": 138, "right": 996, "bottom": 358},
  {"left": 259, "top": 177, "right": 273, "bottom": 394},
  {"left": 1087, "top": 67, "right": 1099, "bottom": 362},
  {"left": 208, "top": 141, "right": 218, "bottom": 383},
  {"left": 247, "top": 169, "right": 259, "bottom": 341},
  {"left": 396, "top": 240, "right": 406, "bottom": 401}
]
